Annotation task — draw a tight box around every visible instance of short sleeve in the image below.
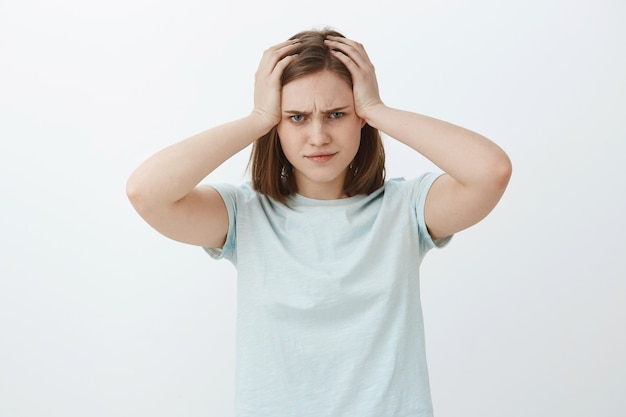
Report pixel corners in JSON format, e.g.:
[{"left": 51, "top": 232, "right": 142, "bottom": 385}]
[
  {"left": 415, "top": 173, "right": 452, "bottom": 250},
  {"left": 390, "top": 173, "right": 453, "bottom": 252},
  {"left": 202, "top": 182, "right": 254, "bottom": 264}
]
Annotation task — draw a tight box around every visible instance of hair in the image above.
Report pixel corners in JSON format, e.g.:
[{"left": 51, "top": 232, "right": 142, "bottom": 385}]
[{"left": 249, "top": 28, "right": 386, "bottom": 202}]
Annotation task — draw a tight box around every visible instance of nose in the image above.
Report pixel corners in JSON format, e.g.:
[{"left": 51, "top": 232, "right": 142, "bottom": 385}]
[{"left": 307, "top": 119, "right": 331, "bottom": 146}]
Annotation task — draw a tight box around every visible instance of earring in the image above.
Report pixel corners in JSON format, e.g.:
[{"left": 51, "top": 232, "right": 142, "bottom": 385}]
[{"left": 350, "top": 162, "right": 358, "bottom": 176}]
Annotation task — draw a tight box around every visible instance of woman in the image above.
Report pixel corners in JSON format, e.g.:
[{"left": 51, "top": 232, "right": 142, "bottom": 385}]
[{"left": 127, "top": 28, "right": 511, "bottom": 417}]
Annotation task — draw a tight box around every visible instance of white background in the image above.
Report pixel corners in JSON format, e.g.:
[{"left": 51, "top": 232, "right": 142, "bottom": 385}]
[{"left": 1, "top": 0, "right": 624, "bottom": 416}]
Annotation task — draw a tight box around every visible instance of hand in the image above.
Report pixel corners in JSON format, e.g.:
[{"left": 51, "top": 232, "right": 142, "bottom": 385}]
[
  {"left": 251, "top": 39, "right": 300, "bottom": 128},
  {"left": 324, "top": 36, "right": 384, "bottom": 122}
]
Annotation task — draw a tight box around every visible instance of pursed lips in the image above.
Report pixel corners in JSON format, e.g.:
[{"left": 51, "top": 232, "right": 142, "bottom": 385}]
[{"left": 305, "top": 152, "right": 337, "bottom": 162}]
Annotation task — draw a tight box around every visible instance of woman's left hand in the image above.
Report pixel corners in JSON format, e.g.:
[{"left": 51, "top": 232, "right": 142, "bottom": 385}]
[{"left": 324, "top": 36, "right": 384, "bottom": 123}]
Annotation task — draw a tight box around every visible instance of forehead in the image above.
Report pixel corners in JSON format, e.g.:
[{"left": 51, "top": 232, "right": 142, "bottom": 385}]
[{"left": 281, "top": 70, "right": 353, "bottom": 109}]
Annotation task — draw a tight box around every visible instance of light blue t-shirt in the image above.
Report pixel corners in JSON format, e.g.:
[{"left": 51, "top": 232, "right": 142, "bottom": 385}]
[{"left": 205, "top": 173, "right": 450, "bottom": 417}]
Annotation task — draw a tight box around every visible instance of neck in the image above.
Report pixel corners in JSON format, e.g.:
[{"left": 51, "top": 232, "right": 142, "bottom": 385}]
[{"left": 295, "top": 177, "right": 347, "bottom": 200}]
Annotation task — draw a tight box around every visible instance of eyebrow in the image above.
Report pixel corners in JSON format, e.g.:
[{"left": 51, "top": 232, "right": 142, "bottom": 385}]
[{"left": 283, "top": 106, "right": 350, "bottom": 115}]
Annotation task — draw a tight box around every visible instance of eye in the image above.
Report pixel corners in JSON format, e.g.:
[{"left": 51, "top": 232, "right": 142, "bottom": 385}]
[
  {"left": 290, "top": 114, "right": 304, "bottom": 122},
  {"left": 330, "top": 112, "right": 344, "bottom": 119}
]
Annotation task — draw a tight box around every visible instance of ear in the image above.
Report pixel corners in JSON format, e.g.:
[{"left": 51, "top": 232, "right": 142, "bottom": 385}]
[{"left": 359, "top": 117, "right": 367, "bottom": 128}]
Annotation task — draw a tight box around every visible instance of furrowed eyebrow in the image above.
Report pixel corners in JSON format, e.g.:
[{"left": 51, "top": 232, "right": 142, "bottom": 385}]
[
  {"left": 322, "top": 106, "right": 350, "bottom": 114},
  {"left": 283, "top": 106, "right": 350, "bottom": 115},
  {"left": 283, "top": 110, "right": 310, "bottom": 115}
]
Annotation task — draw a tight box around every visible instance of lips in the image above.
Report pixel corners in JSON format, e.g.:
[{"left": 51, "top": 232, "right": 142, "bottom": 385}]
[{"left": 305, "top": 152, "right": 337, "bottom": 163}]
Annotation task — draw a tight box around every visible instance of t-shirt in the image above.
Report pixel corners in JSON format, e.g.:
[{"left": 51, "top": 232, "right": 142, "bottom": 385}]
[{"left": 205, "top": 173, "right": 450, "bottom": 417}]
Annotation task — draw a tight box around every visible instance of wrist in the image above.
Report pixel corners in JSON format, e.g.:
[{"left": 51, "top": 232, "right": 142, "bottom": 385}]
[
  {"left": 360, "top": 102, "right": 387, "bottom": 129},
  {"left": 248, "top": 109, "right": 279, "bottom": 134}
]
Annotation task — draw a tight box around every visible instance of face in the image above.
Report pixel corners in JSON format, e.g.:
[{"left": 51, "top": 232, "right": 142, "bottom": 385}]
[{"left": 277, "top": 70, "right": 365, "bottom": 200}]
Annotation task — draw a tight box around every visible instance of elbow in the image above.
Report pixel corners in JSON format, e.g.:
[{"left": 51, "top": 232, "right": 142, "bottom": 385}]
[
  {"left": 126, "top": 172, "right": 179, "bottom": 222},
  {"left": 125, "top": 173, "right": 150, "bottom": 214},
  {"left": 496, "top": 151, "right": 513, "bottom": 183},
  {"left": 488, "top": 151, "right": 513, "bottom": 193}
]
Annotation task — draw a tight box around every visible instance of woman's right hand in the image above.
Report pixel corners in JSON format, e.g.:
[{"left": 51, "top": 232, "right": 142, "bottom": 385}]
[{"left": 251, "top": 39, "right": 300, "bottom": 128}]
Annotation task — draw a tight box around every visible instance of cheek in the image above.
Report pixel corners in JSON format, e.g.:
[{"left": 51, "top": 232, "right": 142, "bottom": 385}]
[
  {"left": 349, "top": 130, "right": 363, "bottom": 156},
  {"left": 276, "top": 123, "right": 288, "bottom": 143},
  {"left": 346, "top": 123, "right": 363, "bottom": 146},
  {"left": 277, "top": 127, "right": 297, "bottom": 159},
  {"left": 276, "top": 122, "right": 296, "bottom": 143}
]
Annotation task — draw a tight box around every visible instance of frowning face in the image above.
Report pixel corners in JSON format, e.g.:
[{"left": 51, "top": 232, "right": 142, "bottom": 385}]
[{"left": 277, "top": 70, "right": 365, "bottom": 200}]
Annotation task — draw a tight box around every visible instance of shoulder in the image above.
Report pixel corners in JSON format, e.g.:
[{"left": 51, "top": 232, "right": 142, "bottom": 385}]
[
  {"left": 384, "top": 173, "right": 444, "bottom": 203},
  {"left": 384, "top": 174, "right": 452, "bottom": 249},
  {"left": 208, "top": 182, "right": 259, "bottom": 207},
  {"left": 208, "top": 182, "right": 291, "bottom": 222}
]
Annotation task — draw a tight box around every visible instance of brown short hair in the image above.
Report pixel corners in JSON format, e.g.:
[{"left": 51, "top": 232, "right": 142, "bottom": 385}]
[{"left": 249, "top": 29, "right": 385, "bottom": 202}]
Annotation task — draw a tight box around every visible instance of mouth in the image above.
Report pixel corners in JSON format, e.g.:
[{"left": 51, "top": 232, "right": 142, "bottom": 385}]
[{"left": 305, "top": 152, "right": 337, "bottom": 163}]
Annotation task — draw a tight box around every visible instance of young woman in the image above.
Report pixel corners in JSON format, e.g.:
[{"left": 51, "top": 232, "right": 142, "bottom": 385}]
[{"left": 127, "top": 29, "right": 511, "bottom": 417}]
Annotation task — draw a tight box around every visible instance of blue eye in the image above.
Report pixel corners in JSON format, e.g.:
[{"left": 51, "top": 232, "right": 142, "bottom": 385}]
[
  {"left": 330, "top": 112, "right": 344, "bottom": 119},
  {"left": 290, "top": 115, "right": 304, "bottom": 122}
]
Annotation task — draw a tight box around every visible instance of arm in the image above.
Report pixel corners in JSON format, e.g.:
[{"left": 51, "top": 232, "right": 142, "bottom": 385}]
[
  {"left": 325, "top": 36, "right": 512, "bottom": 240},
  {"left": 126, "top": 40, "right": 300, "bottom": 247},
  {"left": 362, "top": 108, "right": 511, "bottom": 240}
]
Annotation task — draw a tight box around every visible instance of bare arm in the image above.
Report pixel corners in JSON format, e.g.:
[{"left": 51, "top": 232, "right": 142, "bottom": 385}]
[
  {"left": 326, "top": 36, "right": 512, "bottom": 240},
  {"left": 126, "top": 40, "right": 300, "bottom": 247},
  {"left": 126, "top": 116, "right": 272, "bottom": 247},
  {"left": 361, "top": 107, "right": 511, "bottom": 240}
]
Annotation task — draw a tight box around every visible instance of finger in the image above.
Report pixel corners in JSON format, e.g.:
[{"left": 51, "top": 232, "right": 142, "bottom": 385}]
[
  {"left": 270, "top": 41, "right": 300, "bottom": 73},
  {"left": 257, "top": 40, "right": 300, "bottom": 76},
  {"left": 327, "top": 43, "right": 366, "bottom": 77},
  {"left": 328, "top": 46, "right": 359, "bottom": 72},
  {"left": 267, "top": 38, "right": 300, "bottom": 50},
  {"left": 264, "top": 39, "right": 300, "bottom": 59},
  {"left": 324, "top": 36, "right": 367, "bottom": 56},
  {"left": 270, "top": 52, "right": 299, "bottom": 78},
  {"left": 325, "top": 37, "right": 371, "bottom": 69}
]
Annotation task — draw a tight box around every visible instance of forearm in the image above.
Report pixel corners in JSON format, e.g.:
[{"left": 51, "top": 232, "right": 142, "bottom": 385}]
[
  {"left": 365, "top": 104, "right": 511, "bottom": 187},
  {"left": 126, "top": 113, "right": 272, "bottom": 205}
]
